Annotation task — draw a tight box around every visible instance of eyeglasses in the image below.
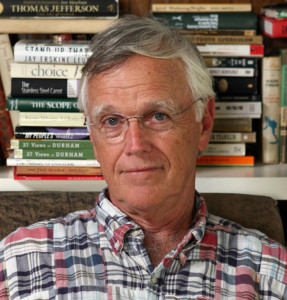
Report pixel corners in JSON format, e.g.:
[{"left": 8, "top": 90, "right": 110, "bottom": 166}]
[{"left": 84, "top": 98, "right": 203, "bottom": 143}]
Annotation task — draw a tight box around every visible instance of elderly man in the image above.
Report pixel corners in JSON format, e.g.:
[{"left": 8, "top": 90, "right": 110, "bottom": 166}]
[{"left": 1, "top": 16, "right": 287, "bottom": 299}]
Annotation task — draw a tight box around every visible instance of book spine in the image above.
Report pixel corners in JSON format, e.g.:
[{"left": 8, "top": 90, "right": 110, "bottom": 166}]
[
  {"left": 6, "top": 97, "right": 79, "bottom": 112},
  {"left": 202, "top": 143, "right": 246, "bottom": 156},
  {"left": 208, "top": 67, "right": 255, "bottom": 77},
  {"left": 11, "top": 63, "right": 84, "bottom": 79},
  {"left": 279, "top": 107, "right": 287, "bottom": 163},
  {"left": 196, "top": 155, "right": 254, "bottom": 166},
  {"left": 14, "top": 126, "right": 90, "bottom": 140},
  {"left": 209, "top": 132, "right": 256, "bottom": 143},
  {"left": 11, "top": 78, "right": 79, "bottom": 98},
  {"left": 152, "top": 3, "right": 252, "bottom": 12},
  {"left": 18, "top": 112, "right": 85, "bottom": 127},
  {"left": 261, "top": 16, "right": 287, "bottom": 38},
  {"left": 0, "top": 0, "right": 118, "bottom": 17},
  {"left": 184, "top": 34, "right": 263, "bottom": 45},
  {"left": 153, "top": 12, "right": 257, "bottom": 30},
  {"left": 213, "top": 118, "right": 252, "bottom": 132},
  {"left": 197, "top": 44, "right": 264, "bottom": 57},
  {"left": 15, "top": 165, "right": 102, "bottom": 176},
  {"left": 216, "top": 95, "right": 260, "bottom": 102},
  {"left": 214, "top": 77, "right": 258, "bottom": 95},
  {"left": 204, "top": 57, "right": 258, "bottom": 68},
  {"left": 0, "top": 34, "right": 13, "bottom": 97},
  {"left": 261, "top": 57, "right": 281, "bottom": 164},
  {"left": 14, "top": 148, "right": 95, "bottom": 159},
  {"left": 175, "top": 29, "right": 256, "bottom": 36},
  {"left": 10, "top": 139, "right": 93, "bottom": 150},
  {"left": 7, "top": 157, "right": 100, "bottom": 167},
  {"left": 214, "top": 101, "right": 261, "bottom": 115},
  {"left": 14, "top": 42, "right": 91, "bottom": 64}
]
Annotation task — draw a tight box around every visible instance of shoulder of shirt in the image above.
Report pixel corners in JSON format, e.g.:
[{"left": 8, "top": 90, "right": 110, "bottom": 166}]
[
  {"left": 0, "top": 208, "right": 97, "bottom": 261},
  {"left": 206, "top": 213, "right": 287, "bottom": 284}
]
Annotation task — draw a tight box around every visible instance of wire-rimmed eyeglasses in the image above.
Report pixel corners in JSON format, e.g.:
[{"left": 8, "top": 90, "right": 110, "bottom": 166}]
[{"left": 84, "top": 98, "right": 203, "bottom": 143}]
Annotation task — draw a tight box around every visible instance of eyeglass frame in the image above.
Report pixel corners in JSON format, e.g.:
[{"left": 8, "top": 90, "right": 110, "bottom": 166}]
[{"left": 83, "top": 98, "right": 203, "bottom": 140}]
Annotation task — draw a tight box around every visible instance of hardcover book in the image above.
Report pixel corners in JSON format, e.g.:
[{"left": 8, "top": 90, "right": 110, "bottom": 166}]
[
  {"left": 152, "top": 3, "right": 252, "bottom": 13},
  {"left": 209, "top": 132, "right": 256, "bottom": 143},
  {"left": 260, "top": 16, "right": 287, "bottom": 38},
  {"left": 208, "top": 67, "right": 256, "bottom": 77},
  {"left": 196, "top": 155, "right": 254, "bottom": 166},
  {"left": 203, "top": 57, "right": 258, "bottom": 68},
  {"left": 202, "top": 143, "right": 246, "bottom": 156},
  {"left": 213, "top": 77, "right": 258, "bottom": 95},
  {"left": 261, "top": 56, "right": 281, "bottom": 164},
  {"left": 11, "top": 78, "right": 79, "bottom": 98},
  {"left": 14, "top": 39, "right": 91, "bottom": 64},
  {"left": 7, "top": 97, "right": 79, "bottom": 112},
  {"left": 213, "top": 118, "right": 253, "bottom": 132},
  {"left": 175, "top": 29, "right": 256, "bottom": 36},
  {"left": 153, "top": 12, "right": 257, "bottom": 30},
  {"left": 14, "top": 126, "right": 90, "bottom": 140},
  {"left": 0, "top": 0, "right": 118, "bottom": 18},
  {"left": 11, "top": 63, "right": 84, "bottom": 79},
  {"left": 214, "top": 101, "right": 261, "bottom": 117},
  {"left": 261, "top": 3, "right": 287, "bottom": 19}
]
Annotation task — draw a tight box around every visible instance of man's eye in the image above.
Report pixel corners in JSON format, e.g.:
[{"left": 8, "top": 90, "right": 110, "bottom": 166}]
[
  {"left": 102, "top": 116, "right": 122, "bottom": 127},
  {"left": 153, "top": 112, "right": 169, "bottom": 121}
]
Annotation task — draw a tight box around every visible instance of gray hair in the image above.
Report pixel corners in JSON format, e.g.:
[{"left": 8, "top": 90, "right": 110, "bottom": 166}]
[{"left": 78, "top": 15, "right": 215, "bottom": 122}]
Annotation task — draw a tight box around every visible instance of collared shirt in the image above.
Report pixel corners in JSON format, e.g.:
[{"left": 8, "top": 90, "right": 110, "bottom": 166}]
[{"left": 0, "top": 190, "right": 286, "bottom": 300}]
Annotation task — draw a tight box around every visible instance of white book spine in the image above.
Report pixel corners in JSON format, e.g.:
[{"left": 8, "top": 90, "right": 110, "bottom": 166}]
[{"left": 202, "top": 143, "right": 246, "bottom": 156}]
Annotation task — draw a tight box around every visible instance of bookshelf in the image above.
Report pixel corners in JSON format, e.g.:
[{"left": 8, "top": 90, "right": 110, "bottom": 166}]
[
  {"left": 0, "top": 0, "right": 287, "bottom": 201},
  {"left": 1, "top": 165, "right": 287, "bottom": 200}
]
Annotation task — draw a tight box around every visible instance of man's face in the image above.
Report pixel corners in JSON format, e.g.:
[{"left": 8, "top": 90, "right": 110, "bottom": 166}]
[{"left": 86, "top": 56, "right": 213, "bottom": 217}]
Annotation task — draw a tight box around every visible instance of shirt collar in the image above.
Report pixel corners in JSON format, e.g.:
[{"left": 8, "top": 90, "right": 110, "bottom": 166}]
[{"left": 96, "top": 189, "right": 208, "bottom": 259}]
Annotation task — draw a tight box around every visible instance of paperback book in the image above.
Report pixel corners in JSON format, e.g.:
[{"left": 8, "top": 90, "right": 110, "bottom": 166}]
[
  {"left": 202, "top": 143, "right": 246, "bottom": 156},
  {"left": 203, "top": 57, "right": 258, "bottom": 68},
  {"left": 14, "top": 39, "right": 91, "bottom": 64},
  {"left": 209, "top": 132, "right": 256, "bottom": 143},
  {"left": 196, "top": 155, "right": 254, "bottom": 166},
  {"left": 213, "top": 77, "right": 258, "bottom": 95}
]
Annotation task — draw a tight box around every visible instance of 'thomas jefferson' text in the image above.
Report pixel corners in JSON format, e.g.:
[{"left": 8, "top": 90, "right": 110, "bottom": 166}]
[{"left": 11, "top": 5, "right": 100, "bottom": 13}]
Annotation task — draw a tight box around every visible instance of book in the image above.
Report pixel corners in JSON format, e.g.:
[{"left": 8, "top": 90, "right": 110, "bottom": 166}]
[
  {"left": 7, "top": 156, "right": 100, "bottom": 167},
  {"left": 15, "top": 165, "right": 102, "bottom": 176},
  {"left": 214, "top": 101, "right": 261, "bottom": 117},
  {"left": 261, "top": 3, "right": 287, "bottom": 19},
  {"left": 175, "top": 29, "right": 256, "bottom": 36},
  {"left": 208, "top": 67, "right": 256, "bottom": 77},
  {"left": 153, "top": 12, "right": 257, "bottom": 30},
  {"left": 14, "top": 39, "right": 91, "bottom": 64},
  {"left": 11, "top": 78, "right": 79, "bottom": 98},
  {"left": 213, "top": 118, "right": 253, "bottom": 132},
  {"left": 11, "top": 63, "right": 84, "bottom": 79},
  {"left": 6, "top": 97, "right": 79, "bottom": 112},
  {"left": 0, "top": 34, "right": 13, "bottom": 97},
  {"left": 0, "top": 78, "right": 14, "bottom": 160},
  {"left": 15, "top": 112, "right": 85, "bottom": 127},
  {"left": 183, "top": 34, "right": 263, "bottom": 45},
  {"left": 216, "top": 95, "right": 260, "bottom": 102},
  {"left": 14, "top": 126, "right": 90, "bottom": 140},
  {"left": 280, "top": 50, "right": 287, "bottom": 163},
  {"left": 196, "top": 155, "right": 254, "bottom": 166},
  {"left": 0, "top": 18, "right": 114, "bottom": 34},
  {"left": 13, "top": 167, "right": 104, "bottom": 181},
  {"left": 209, "top": 132, "right": 256, "bottom": 143},
  {"left": 202, "top": 143, "right": 246, "bottom": 156},
  {"left": 261, "top": 56, "right": 281, "bottom": 164},
  {"left": 10, "top": 138, "right": 92, "bottom": 150},
  {"left": 0, "top": 0, "right": 118, "bottom": 18},
  {"left": 152, "top": 3, "right": 252, "bottom": 13},
  {"left": 203, "top": 57, "right": 258, "bottom": 68},
  {"left": 260, "top": 16, "right": 287, "bottom": 38},
  {"left": 214, "top": 77, "right": 258, "bottom": 95},
  {"left": 197, "top": 44, "right": 264, "bottom": 57},
  {"left": 14, "top": 148, "right": 95, "bottom": 159}
]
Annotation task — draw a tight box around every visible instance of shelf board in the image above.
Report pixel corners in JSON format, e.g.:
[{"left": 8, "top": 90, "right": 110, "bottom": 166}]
[
  {"left": 1, "top": 165, "right": 287, "bottom": 200},
  {"left": 0, "top": 18, "right": 115, "bottom": 33}
]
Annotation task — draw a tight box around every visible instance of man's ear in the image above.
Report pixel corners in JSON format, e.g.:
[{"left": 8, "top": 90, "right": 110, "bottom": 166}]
[{"left": 197, "top": 97, "right": 215, "bottom": 153}]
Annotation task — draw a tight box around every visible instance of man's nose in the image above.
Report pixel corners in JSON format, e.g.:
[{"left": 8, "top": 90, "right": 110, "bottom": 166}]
[{"left": 124, "top": 120, "right": 152, "bottom": 156}]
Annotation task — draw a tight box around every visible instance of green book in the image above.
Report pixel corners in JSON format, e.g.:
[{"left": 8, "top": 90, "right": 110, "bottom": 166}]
[
  {"left": 10, "top": 139, "right": 93, "bottom": 150},
  {"left": 6, "top": 97, "right": 79, "bottom": 112},
  {"left": 153, "top": 12, "right": 257, "bottom": 30},
  {"left": 14, "top": 148, "right": 95, "bottom": 159}
]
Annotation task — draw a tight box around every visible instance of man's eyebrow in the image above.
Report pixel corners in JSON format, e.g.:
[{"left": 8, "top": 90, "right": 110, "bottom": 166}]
[{"left": 91, "top": 99, "right": 178, "bottom": 118}]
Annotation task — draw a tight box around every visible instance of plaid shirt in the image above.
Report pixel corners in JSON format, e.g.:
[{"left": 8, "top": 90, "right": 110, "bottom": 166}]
[{"left": 0, "top": 190, "right": 286, "bottom": 300}]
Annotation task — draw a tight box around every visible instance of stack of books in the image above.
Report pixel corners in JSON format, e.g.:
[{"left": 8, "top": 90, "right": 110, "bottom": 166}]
[
  {"left": 152, "top": 2, "right": 264, "bottom": 166},
  {"left": 6, "top": 39, "right": 102, "bottom": 180},
  {"left": 260, "top": 3, "right": 287, "bottom": 164}
]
